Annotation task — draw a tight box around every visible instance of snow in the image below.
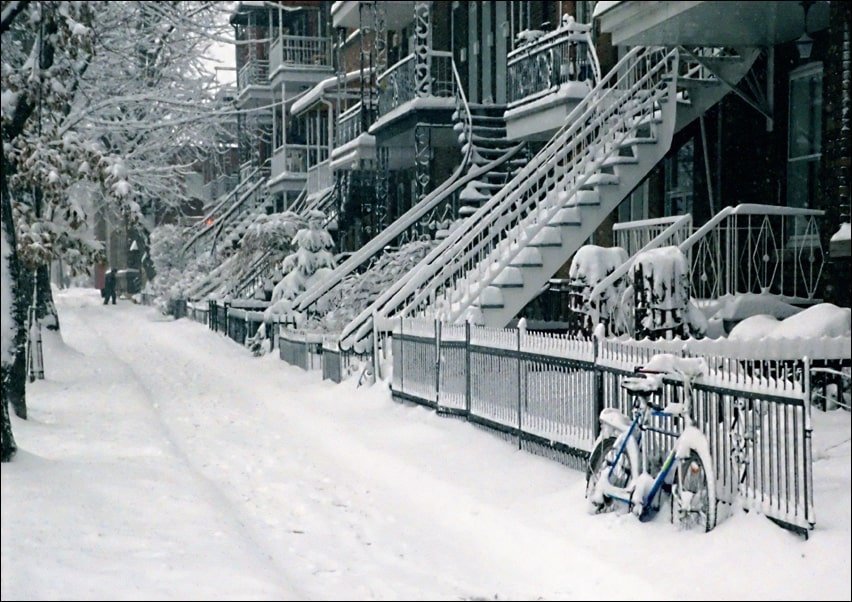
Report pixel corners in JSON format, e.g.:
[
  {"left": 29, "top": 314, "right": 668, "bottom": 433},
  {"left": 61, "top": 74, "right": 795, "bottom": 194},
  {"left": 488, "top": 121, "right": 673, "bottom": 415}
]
[
  {"left": 710, "top": 292, "right": 803, "bottom": 322},
  {"left": 729, "top": 303, "right": 852, "bottom": 340},
  {"left": 569, "top": 244, "right": 628, "bottom": 287},
  {"left": 290, "top": 70, "right": 366, "bottom": 117},
  {"left": 831, "top": 222, "right": 851, "bottom": 243},
  {"left": 2, "top": 288, "right": 851, "bottom": 600}
]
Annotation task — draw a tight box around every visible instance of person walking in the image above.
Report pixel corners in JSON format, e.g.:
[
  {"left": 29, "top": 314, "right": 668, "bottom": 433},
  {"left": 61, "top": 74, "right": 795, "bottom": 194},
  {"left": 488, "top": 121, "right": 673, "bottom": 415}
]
[{"left": 103, "top": 268, "right": 117, "bottom": 305}]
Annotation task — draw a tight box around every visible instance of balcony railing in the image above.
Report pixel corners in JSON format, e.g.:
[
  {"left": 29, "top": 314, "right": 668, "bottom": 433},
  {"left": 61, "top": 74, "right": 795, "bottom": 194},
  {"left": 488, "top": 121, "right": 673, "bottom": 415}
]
[
  {"left": 271, "top": 144, "right": 310, "bottom": 176},
  {"left": 307, "top": 159, "right": 332, "bottom": 195},
  {"left": 377, "top": 51, "right": 455, "bottom": 118},
  {"left": 269, "top": 34, "right": 332, "bottom": 75},
  {"left": 237, "top": 59, "right": 269, "bottom": 91},
  {"left": 507, "top": 21, "right": 600, "bottom": 107},
  {"left": 337, "top": 102, "right": 363, "bottom": 146}
]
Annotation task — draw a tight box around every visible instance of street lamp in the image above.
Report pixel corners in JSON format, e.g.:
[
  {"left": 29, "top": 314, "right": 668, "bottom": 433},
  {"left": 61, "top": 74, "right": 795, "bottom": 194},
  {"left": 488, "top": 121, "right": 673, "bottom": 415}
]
[{"left": 796, "top": 1, "right": 814, "bottom": 60}]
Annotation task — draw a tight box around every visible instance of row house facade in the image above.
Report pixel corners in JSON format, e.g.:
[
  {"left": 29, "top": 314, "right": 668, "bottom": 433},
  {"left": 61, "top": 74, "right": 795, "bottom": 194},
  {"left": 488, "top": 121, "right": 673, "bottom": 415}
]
[{"left": 192, "top": 1, "right": 850, "bottom": 339}]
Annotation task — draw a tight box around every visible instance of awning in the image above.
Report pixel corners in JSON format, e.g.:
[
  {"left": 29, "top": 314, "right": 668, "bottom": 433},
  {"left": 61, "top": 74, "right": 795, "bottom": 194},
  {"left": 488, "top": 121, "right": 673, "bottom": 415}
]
[{"left": 290, "top": 69, "right": 371, "bottom": 117}]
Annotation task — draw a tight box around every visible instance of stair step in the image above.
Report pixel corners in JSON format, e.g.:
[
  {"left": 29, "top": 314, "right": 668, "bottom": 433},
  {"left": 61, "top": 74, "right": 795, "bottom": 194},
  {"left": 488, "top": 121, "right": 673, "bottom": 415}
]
[
  {"left": 552, "top": 207, "right": 582, "bottom": 225},
  {"left": 479, "top": 285, "right": 505, "bottom": 308},
  {"left": 572, "top": 189, "right": 601, "bottom": 206},
  {"left": 580, "top": 172, "right": 620, "bottom": 189},
  {"left": 492, "top": 266, "right": 524, "bottom": 288},
  {"left": 602, "top": 154, "right": 639, "bottom": 167},
  {"left": 619, "top": 136, "right": 657, "bottom": 148},
  {"left": 510, "top": 247, "right": 543, "bottom": 267},
  {"left": 529, "top": 226, "right": 563, "bottom": 247}
]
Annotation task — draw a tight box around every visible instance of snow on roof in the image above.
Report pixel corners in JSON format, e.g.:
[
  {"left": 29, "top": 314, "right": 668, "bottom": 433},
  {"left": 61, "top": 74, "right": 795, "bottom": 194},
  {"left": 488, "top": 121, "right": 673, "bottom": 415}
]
[{"left": 291, "top": 70, "right": 368, "bottom": 116}]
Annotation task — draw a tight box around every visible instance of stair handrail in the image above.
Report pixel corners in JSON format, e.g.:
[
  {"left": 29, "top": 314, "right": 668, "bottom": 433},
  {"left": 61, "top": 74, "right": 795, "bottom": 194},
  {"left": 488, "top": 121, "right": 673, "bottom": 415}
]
[
  {"left": 677, "top": 203, "right": 825, "bottom": 301},
  {"left": 209, "top": 175, "right": 267, "bottom": 256},
  {"left": 231, "top": 249, "right": 275, "bottom": 299},
  {"left": 337, "top": 45, "right": 677, "bottom": 346},
  {"left": 182, "top": 165, "right": 263, "bottom": 255},
  {"left": 399, "top": 48, "right": 678, "bottom": 323},
  {"left": 292, "top": 55, "right": 480, "bottom": 313}
]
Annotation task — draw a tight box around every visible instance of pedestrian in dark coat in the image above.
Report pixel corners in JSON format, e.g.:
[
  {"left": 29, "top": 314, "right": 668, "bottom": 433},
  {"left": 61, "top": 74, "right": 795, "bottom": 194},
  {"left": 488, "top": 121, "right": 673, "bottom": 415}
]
[{"left": 103, "top": 268, "right": 117, "bottom": 305}]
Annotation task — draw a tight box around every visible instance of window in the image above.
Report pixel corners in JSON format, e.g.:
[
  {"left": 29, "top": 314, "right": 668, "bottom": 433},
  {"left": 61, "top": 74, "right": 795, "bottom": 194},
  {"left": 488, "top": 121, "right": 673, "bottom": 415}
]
[
  {"left": 787, "top": 63, "right": 822, "bottom": 211},
  {"left": 786, "top": 63, "right": 822, "bottom": 239}
]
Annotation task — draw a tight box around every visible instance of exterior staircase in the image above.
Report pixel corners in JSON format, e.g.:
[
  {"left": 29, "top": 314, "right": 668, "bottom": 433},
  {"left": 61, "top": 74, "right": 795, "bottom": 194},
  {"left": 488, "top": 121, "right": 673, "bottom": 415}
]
[
  {"left": 456, "top": 104, "right": 527, "bottom": 218},
  {"left": 338, "top": 45, "right": 759, "bottom": 346}
]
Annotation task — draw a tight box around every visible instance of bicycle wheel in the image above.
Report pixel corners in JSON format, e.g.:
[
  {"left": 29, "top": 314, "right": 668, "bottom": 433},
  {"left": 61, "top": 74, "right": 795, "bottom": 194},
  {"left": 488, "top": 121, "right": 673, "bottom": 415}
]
[
  {"left": 586, "top": 436, "right": 633, "bottom": 513},
  {"left": 671, "top": 449, "right": 717, "bottom": 532}
]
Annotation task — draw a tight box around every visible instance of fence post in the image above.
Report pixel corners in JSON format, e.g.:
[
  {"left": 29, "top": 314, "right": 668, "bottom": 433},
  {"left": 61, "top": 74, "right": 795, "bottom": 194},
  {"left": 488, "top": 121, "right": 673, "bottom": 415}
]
[
  {"left": 517, "top": 327, "right": 522, "bottom": 450},
  {"left": 593, "top": 336, "right": 603, "bottom": 440},
  {"left": 803, "top": 355, "right": 815, "bottom": 529},
  {"left": 465, "top": 320, "right": 471, "bottom": 415},
  {"left": 400, "top": 318, "right": 405, "bottom": 395},
  {"left": 435, "top": 319, "right": 441, "bottom": 407}
]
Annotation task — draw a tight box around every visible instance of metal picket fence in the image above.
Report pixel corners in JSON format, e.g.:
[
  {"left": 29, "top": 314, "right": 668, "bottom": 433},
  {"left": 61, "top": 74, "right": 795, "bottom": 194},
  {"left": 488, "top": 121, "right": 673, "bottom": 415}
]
[{"left": 391, "top": 318, "right": 850, "bottom": 533}]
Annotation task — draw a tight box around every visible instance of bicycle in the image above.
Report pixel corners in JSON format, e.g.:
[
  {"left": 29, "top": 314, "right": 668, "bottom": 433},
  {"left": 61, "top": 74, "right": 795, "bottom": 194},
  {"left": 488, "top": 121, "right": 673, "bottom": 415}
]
[{"left": 585, "top": 353, "right": 717, "bottom": 532}]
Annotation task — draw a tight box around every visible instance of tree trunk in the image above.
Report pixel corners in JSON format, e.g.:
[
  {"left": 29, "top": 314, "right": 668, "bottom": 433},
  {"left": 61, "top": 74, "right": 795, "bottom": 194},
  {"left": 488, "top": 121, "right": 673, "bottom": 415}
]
[
  {"left": 37, "top": 263, "right": 60, "bottom": 330},
  {"left": 2, "top": 150, "right": 28, "bottom": 421},
  {"left": 0, "top": 361, "right": 17, "bottom": 462}
]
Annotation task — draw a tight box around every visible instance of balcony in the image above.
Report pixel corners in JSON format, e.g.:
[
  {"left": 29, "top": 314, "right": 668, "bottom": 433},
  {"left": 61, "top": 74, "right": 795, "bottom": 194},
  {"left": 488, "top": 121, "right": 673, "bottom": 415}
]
[
  {"left": 269, "top": 34, "right": 334, "bottom": 87},
  {"left": 268, "top": 144, "right": 309, "bottom": 193},
  {"left": 372, "top": 51, "right": 456, "bottom": 133},
  {"left": 595, "top": 1, "right": 830, "bottom": 47},
  {"left": 236, "top": 59, "right": 273, "bottom": 108},
  {"left": 331, "top": 102, "right": 376, "bottom": 170},
  {"left": 307, "top": 159, "right": 333, "bottom": 197},
  {"left": 504, "top": 21, "right": 600, "bottom": 142},
  {"left": 332, "top": 1, "right": 415, "bottom": 30},
  {"left": 237, "top": 59, "right": 269, "bottom": 90}
]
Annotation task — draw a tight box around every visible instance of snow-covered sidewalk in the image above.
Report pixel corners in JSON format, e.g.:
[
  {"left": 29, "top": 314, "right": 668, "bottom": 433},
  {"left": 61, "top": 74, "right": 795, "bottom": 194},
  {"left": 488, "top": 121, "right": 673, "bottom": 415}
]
[{"left": 2, "top": 288, "right": 850, "bottom": 600}]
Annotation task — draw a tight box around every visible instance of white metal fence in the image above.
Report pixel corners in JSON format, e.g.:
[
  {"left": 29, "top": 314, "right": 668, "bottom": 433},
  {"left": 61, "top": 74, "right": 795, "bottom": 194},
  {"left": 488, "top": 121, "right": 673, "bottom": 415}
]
[{"left": 392, "top": 318, "right": 851, "bottom": 533}]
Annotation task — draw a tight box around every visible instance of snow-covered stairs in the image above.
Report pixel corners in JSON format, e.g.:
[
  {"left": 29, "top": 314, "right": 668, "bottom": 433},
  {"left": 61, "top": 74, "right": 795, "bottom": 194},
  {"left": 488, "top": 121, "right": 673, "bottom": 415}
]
[
  {"left": 456, "top": 105, "right": 527, "bottom": 219},
  {"left": 341, "top": 46, "right": 760, "bottom": 341}
]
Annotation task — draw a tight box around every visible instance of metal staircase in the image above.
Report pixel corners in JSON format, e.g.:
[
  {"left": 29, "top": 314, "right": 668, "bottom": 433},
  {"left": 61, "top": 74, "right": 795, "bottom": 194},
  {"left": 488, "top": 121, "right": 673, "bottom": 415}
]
[
  {"left": 290, "top": 59, "right": 524, "bottom": 317},
  {"left": 337, "top": 45, "right": 759, "bottom": 346}
]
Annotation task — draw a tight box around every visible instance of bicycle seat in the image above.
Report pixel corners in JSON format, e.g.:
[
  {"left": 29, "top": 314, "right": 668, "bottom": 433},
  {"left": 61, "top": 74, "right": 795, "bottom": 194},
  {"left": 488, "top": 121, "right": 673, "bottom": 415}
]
[{"left": 621, "top": 374, "right": 664, "bottom": 396}]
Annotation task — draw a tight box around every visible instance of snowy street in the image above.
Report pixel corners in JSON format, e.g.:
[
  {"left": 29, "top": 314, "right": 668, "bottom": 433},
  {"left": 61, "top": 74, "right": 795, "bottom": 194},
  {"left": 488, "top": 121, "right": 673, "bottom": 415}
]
[{"left": 2, "top": 289, "right": 850, "bottom": 601}]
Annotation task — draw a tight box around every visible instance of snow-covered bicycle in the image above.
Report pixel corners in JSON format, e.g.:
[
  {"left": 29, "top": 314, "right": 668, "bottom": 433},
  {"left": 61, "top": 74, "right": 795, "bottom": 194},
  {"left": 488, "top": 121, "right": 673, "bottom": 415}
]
[{"left": 585, "top": 353, "right": 717, "bottom": 532}]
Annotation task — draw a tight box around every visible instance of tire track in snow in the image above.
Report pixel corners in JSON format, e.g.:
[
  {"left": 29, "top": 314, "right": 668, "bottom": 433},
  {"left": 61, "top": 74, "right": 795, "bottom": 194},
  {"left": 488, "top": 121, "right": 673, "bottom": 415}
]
[{"left": 63, "top": 299, "right": 305, "bottom": 600}]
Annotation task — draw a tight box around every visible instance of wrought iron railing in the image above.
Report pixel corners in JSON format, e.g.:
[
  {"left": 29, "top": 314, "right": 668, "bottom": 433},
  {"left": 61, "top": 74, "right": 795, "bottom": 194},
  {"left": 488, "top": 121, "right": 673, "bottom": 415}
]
[
  {"left": 507, "top": 20, "right": 600, "bottom": 106},
  {"left": 613, "top": 215, "right": 694, "bottom": 257},
  {"left": 337, "top": 102, "right": 363, "bottom": 146},
  {"left": 391, "top": 317, "right": 832, "bottom": 533},
  {"left": 339, "top": 46, "right": 679, "bottom": 347},
  {"left": 681, "top": 204, "right": 825, "bottom": 303},
  {"left": 377, "top": 50, "right": 455, "bottom": 118}
]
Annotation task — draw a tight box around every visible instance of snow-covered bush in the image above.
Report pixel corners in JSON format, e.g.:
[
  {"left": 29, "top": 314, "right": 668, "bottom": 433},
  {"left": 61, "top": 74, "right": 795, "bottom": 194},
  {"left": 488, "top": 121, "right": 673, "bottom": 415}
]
[
  {"left": 631, "top": 246, "right": 703, "bottom": 339},
  {"left": 568, "top": 245, "right": 628, "bottom": 336},
  {"left": 301, "top": 239, "right": 436, "bottom": 333},
  {"left": 261, "top": 210, "right": 336, "bottom": 331}
]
